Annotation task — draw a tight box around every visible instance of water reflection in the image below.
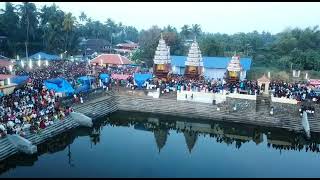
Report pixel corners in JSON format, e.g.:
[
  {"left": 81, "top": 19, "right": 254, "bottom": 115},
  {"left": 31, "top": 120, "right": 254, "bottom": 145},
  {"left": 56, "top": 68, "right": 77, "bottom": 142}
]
[
  {"left": 108, "top": 111, "right": 320, "bottom": 154},
  {"left": 0, "top": 110, "right": 320, "bottom": 176}
]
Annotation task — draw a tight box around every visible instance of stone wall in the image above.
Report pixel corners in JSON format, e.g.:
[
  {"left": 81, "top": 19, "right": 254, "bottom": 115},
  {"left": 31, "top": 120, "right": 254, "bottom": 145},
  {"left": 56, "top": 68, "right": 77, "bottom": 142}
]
[
  {"left": 115, "top": 94, "right": 284, "bottom": 128},
  {"left": 226, "top": 97, "right": 256, "bottom": 113},
  {"left": 270, "top": 101, "right": 300, "bottom": 116}
]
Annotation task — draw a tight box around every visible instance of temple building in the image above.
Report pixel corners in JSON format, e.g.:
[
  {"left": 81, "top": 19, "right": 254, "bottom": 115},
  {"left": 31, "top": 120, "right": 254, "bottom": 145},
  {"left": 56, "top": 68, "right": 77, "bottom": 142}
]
[
  {"left": 153, "top": 34, "right": 171, "bottom": 78},
  {"left": 171, "top": 55, "right": 251, "bottom": 80},
  {"left": 114, "top": 40, "right": 139, "bottom": 56},
  {"left": 184, "top": 38, "right": 203, "bottom": 79}
]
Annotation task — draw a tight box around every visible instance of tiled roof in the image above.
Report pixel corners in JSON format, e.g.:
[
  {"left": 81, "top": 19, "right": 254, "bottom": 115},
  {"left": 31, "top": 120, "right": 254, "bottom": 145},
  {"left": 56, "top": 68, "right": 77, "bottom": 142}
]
[
  {"left": 0, "top": 74, "right": 14, "bottom": 80},
  {"left": 0, "top": 59, "right": 13, "bottom": 67},
  {"left": 90, "top": 54, "right": 133, "bottom": 65}
]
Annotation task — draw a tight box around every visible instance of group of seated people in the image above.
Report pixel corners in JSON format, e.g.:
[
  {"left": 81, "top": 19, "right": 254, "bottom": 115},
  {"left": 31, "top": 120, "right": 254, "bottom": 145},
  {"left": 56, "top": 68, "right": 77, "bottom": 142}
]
[
  {"left": 0, "top": 80, "right": 74, "bottom": 138},
  {"left": 270, "top": 81, "right": 320, "bottom": 103}
]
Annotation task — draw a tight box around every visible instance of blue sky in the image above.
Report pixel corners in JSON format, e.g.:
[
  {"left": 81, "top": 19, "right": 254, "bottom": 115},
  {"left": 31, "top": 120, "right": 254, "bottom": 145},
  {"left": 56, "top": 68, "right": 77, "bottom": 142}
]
[{"left": 1, "top": 2, "right": 320, "bottom": 35}]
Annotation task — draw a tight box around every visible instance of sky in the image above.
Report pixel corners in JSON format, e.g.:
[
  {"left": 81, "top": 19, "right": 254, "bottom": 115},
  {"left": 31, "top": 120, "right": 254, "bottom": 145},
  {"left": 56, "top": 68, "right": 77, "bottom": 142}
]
[{"left": 1, "top": 2, "right": 320, "bottom": 35}]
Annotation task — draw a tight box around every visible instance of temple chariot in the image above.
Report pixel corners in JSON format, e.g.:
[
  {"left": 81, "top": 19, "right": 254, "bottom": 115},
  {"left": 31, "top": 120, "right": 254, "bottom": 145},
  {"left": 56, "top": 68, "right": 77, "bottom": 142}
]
[
  {"left": 153, "top": 33, "right": 171, "bottom": 80},
  {"left": 184, "top": 38, "right": 204, "bottom": 80}
]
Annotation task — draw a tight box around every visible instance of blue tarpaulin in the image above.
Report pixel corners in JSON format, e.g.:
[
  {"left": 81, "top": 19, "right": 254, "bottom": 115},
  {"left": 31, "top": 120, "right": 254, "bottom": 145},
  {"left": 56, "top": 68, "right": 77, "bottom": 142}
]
[
  {"left": 75, "top": 84, "right": 91, "bottom": 94},
  {"left": 28, "top": 52, "right": 61, "bottom": 61},
  {"left": 99, "top": 74, "right": 110, "bottom": 83},
  {"left": 78, "top": 76, "right": 95, "bottom": 85},
  {"left": 44, "top": 78, "right": 74, "bottom": 95},
  {"left": 10, "top": 76, "right": 29, "bottom": 85},
  {"left": 134, "top": 73, "right": 153, "bottom": 87}
]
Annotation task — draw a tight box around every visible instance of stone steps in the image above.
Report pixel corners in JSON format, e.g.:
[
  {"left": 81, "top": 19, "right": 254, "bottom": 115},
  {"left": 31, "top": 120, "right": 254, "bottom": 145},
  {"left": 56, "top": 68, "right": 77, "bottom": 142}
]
[
  {"left": 0, "top": 137, "right": 18, "bottom": 161},
  {"left": 115, "top": 95, "right": 285, "bottom": 128}
]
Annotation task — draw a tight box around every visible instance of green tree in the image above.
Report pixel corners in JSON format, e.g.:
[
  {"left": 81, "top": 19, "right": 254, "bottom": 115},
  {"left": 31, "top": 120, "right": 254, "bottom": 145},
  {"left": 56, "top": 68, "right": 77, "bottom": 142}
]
[
  {"left": 191, "top": 24, "right": 202, "bottom": 38},
  {"left": 18, "top": 2, "right": 39, "bottom": 57},
  {"left": 62, "top": 12, "right": 76, "bottom": 53},
  {"left": 180, "top": 25, "right": 191, "bottom": 40}
]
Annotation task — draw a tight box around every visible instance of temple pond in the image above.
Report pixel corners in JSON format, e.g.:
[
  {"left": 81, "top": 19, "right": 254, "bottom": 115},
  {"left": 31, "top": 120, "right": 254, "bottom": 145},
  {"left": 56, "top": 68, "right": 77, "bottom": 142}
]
[{"left": 0, "top": 111, "right": 320, "bottom": 178}]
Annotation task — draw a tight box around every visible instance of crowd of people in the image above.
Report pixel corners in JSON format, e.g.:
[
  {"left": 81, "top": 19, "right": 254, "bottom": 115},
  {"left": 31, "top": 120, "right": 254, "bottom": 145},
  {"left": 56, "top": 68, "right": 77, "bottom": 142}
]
[
  {"left": 0, "top": 82, "right": 73, "bottom": 137},
  {"left": 1, "top": 57, "right": 320, "bottom": 138},
  {"left": 270, "top": 81, "right": 320, "bottom": 103}
]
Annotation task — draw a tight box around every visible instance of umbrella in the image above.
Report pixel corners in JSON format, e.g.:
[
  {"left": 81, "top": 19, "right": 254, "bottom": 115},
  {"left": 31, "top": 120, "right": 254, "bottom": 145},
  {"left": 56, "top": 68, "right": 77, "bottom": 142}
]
[{"left": 7, "top": 121, "right": 14, "bottom": 128}]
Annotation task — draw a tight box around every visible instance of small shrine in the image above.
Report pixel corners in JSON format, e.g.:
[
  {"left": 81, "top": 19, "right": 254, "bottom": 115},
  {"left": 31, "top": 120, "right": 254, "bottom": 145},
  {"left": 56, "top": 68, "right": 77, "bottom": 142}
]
[
  {"left": 184, "top": 37, "right": 203, "bottom": 79},
  {"left": 227, "top": 55, "right": 242, "bottom": 83},
  {"left": 153, "top": 33, "right": 171, "bottom": 79},
  {"left": 257, "top": 74, "right": 270, "bottom": 95}
]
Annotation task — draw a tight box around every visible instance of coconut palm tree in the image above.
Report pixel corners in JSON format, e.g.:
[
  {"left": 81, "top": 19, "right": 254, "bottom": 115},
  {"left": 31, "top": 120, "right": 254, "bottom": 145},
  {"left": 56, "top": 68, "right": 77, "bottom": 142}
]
[
  {"left": 79, "top": 11, "right": 87, "bottom": 23},
  {"left": 191, "top": 24, "right": 202, "bottom": 38},
  {"left": 63, "top": 12, "right": 76, "bottom": 53},
  {"left": 181, "top": 25, "right": 191, "bottom": 39},
  {"left": 18, "top": 2, "right": 38, "bottom": 61}
]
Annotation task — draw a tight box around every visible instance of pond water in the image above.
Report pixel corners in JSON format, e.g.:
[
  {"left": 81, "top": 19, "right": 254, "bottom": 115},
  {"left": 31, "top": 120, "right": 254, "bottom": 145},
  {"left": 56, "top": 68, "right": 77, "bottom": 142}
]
[{"left": 0, "top": 111, "right": 320, "bottom": 178}]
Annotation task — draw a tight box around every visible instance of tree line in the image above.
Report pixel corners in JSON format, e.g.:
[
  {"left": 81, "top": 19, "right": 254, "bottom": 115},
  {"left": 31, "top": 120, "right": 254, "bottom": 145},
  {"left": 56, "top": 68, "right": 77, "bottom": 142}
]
[{"left": 1, "top": 2, "right": 320, "bottom": 72}]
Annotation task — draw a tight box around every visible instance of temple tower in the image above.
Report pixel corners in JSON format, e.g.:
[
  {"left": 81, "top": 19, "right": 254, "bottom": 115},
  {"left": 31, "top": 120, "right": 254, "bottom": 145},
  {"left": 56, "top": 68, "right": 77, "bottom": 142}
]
[
  {"left": 153, "top": 33, "right": 171, "bottom": 79},
  {"left": 227, "top": 54, "right": 242, "bottom": 83},
  {"left": 184, "top": 37, "right": 203, "bottom": 79}
]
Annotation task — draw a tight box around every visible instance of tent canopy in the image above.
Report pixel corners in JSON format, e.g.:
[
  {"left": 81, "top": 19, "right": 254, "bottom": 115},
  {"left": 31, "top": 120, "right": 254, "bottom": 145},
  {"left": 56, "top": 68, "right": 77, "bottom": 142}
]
[
  {"left": 44, "top": 78, "right": 74, "bottom": 95},
  {"left": 99, "top": 74, "right": 110, "bottom": 83},
  {"left": 77, "top": 76, "right": 95, "bottom": 85},
  {"left": 111, "top": 73, "right": 131, "bottom": 80},
  {"left": 75, "top": 84, "right": 91, "bottom": 94},
  {"left": 134, "top": 73, "right": 153, "bottom": 87},
  {"left": 309, "top": 79, "right": 320, "bottom": 86},
  {"left": 10, "top": 75, "right": 29, "bottom": 85},
  {"left": 28, "top": 52, "right": 61, "bottom": 61}
]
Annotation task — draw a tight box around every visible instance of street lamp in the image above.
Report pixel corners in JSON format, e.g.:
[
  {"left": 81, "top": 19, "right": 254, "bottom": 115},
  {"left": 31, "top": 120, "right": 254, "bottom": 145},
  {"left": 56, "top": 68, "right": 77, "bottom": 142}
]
[
  {"left": 38, "top": 54, "right": 41, "bottom": 67},
  {"left": 29, "top": 59, "right": 32, "bottom": 69}
]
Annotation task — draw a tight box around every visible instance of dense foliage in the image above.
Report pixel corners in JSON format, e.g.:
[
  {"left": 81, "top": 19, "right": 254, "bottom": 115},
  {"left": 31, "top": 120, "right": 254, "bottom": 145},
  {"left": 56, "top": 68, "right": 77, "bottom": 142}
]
[{"left": 1, "top": 2, "right": 320, "bottom": 72}]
